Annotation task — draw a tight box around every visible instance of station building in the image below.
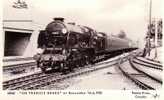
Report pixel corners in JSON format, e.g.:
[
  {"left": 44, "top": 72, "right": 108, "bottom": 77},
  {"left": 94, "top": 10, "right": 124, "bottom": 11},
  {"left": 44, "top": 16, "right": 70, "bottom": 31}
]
[{"left": 3, "top": 0, "right": 36, "bottom": 58}]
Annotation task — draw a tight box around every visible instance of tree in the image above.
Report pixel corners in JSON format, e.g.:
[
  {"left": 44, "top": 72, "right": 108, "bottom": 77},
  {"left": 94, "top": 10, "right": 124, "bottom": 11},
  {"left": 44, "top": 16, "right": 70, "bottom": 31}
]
[{"left": 117, "top": 30, "right": 127, "bottom": 38}]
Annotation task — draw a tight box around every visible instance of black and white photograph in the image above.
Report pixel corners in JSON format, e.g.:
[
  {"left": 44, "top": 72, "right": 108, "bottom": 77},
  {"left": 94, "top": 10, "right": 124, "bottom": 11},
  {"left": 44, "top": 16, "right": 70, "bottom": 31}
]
[{"left": 1, "top": 0, "right": 163, "bottom": 99}]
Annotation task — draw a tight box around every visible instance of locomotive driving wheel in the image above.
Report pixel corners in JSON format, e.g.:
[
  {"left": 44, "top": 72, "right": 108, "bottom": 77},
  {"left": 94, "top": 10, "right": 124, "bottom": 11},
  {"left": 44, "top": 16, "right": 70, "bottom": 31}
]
[
  {"left": 84, "top": 55, "right": 89, "bottom": 65},
  {"left": 68, "top": 60, "right": 74, "bottom": 72},
  {"left": 59, "top": 62, "right": 65, "bottom": 72}
]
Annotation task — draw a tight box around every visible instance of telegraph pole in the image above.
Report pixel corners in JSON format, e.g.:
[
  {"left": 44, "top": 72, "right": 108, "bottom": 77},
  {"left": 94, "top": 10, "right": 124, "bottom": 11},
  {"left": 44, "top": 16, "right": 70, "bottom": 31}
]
[
  {"left": 154, "top": 20, "right": 158, "bottom": 58},
  {"left": 147, "top": 0, "right": 152, "bottom": 56}
]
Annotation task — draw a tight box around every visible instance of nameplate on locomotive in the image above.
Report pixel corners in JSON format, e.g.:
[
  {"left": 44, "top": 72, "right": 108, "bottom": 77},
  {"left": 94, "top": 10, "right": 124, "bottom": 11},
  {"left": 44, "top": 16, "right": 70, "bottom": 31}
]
[{"left": 52, "top": 32, "right": 59, "bottom": 34}]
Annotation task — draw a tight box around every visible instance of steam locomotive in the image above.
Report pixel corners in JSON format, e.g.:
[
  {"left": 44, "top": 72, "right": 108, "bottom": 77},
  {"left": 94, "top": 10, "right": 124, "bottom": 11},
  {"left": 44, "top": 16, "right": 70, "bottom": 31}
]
[{"left": 34, "top": 17, "right": 137, "bottom": 72}]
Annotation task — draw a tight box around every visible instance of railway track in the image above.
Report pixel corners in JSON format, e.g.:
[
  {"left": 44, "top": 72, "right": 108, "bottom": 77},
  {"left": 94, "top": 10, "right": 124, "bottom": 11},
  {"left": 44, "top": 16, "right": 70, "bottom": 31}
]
[
  {"left": 132, "top": 58, "right": 162, "bottom": 71},
  {"left": 3, "top": 62, "right": 37, "bottom": 73},
  {"left": 3, "top": 72, "right": 43, "bottom": 90},
  {"left": 131, "top": 58, "right": 162, "bottom": 84},
  {"left": 3, "top": 54, "right": 124, "bottom": 90},
  {"left": 3, "top": 57, "right": 34, "bottom": 62},
  {"left": 146, "top": 58, "right": 162, "bottom": 64},
  {"left": 130, "top": 59, "right": 162, "bottom": 84},
  {"left": 118, "top": 57, "right": 162, "bottom": 90},
  {"left": 134, "top": 57, "right": 162, "bottom": 68}
]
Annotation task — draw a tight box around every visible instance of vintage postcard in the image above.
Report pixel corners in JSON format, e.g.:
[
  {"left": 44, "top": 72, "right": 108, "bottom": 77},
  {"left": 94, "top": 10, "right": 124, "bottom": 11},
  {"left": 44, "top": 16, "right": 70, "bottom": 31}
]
[{"left": 0, "top": 0, "right": 163, "bottom": 100}]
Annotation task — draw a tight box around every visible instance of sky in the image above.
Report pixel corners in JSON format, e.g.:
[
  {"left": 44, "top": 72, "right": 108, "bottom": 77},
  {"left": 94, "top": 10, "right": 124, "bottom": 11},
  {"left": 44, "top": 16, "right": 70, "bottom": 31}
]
[
  {"left": 32, "top": 0, "right": 162, "bottom": 43},
  {"left": 3, "top": 0, "right": 163, "bottom": 46}
]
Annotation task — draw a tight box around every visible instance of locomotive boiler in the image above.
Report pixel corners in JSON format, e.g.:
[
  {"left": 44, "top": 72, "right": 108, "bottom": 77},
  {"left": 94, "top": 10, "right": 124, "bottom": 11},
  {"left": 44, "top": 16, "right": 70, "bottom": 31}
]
[{"left": 35, "top": 17, "right": 137, "bottom": 72}]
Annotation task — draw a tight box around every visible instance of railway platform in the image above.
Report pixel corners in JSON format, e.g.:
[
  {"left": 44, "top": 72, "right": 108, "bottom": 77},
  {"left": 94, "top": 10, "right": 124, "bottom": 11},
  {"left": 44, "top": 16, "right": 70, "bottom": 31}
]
[{"left": 3, "top": 56, "right": 35, "bottom": 67}]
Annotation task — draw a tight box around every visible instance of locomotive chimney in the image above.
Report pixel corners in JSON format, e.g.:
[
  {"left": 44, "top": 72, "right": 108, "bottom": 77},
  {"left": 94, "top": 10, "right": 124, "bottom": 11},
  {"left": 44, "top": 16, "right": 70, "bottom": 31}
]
[{"left": 53, "top": 17, "right": 65, "bottom": 22}]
